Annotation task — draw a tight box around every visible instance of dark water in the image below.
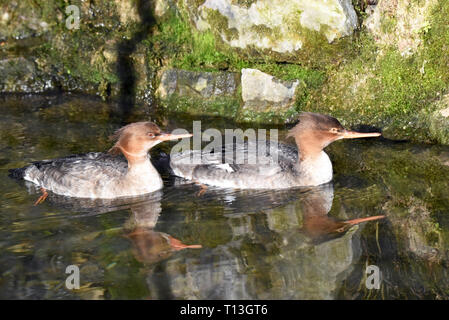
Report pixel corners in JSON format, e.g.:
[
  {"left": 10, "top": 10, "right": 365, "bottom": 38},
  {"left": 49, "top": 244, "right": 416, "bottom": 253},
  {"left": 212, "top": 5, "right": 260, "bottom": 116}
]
[{"left": 1, "top": 94, "right": 449, "bottom": 299}]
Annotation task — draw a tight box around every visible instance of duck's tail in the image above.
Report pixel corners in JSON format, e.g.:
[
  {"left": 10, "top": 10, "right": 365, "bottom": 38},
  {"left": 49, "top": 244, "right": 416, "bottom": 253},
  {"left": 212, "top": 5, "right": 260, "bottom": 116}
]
[{"left": 8, "top": 166, "right": 28, "bottom": 180}]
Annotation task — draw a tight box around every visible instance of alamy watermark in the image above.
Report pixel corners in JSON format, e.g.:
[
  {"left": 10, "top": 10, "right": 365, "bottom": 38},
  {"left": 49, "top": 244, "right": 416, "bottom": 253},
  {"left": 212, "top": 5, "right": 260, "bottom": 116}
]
[
  {"left": 365, "top": 265, "right": 381, "bottom": 289},
  {"left": 169, "top": 121, "right": 279, "bottom": 165},
  {"left": 65, "top": 264, "right": 80, "bottom": 290},
  {"left": 65, "top": 5, "right": 80, "bottom": 30}
]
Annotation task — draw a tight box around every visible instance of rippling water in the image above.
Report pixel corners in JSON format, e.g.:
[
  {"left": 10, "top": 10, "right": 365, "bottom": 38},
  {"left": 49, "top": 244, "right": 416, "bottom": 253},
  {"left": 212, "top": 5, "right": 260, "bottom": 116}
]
[{"left": 1, "top": 94, "right": 449, "bottom": 299}]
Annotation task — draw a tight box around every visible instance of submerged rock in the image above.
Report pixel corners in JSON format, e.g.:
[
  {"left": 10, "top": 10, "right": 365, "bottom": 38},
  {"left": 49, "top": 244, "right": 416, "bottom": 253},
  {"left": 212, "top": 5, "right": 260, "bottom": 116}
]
[
  {"left": 186, "top": 0, "right": 358, "bottom": 59},
  {"left": 384, "top": 197, "right": 442, "bottom": 262},
  {"left": 241, "top": 68, "right": 301, "bottom": 113}
]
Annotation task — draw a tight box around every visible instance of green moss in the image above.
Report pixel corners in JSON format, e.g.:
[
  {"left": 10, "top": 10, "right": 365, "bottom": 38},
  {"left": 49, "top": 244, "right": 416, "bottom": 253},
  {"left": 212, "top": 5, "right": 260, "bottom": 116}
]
[
  {"left": 426, "top": 230, "right": 440, "bottom": 246},
  {"left": 255, "top": 63, "right": 324, "bottom": 84},
  {"left": 34, "top": 27, "right": 119, "bottom": 97},
  {"left": 381, "top": 16, "right": 397, "bottom": 34},
  {"left": 237, "top": 105, "right": 300, "bottom": 124},
  {"left": 151, "top": 11, "right": 241, "bottom": 71},
  {"left": 178, "top": 31, "right": 236, "bottom": 70},
  {"left": 351, "top": 0, "right": 368, "bottom": 26},
  {"left": 152, "top": 13, "right": 191, "bottom": 58},
  {"left": 302, "top": 1, "right": 449, "bottom": 143},
  {"left": 205, "top": 8, "right": 239, "bottom": 41},
  {"left": 249, "top": 24, "right": 274, "bottom": 38},
  {"left": 230, "top": 0, "right": 258, "bottom": 8},
  {"left": 162, "top": 94, "right": 240, "bottom": 118}
]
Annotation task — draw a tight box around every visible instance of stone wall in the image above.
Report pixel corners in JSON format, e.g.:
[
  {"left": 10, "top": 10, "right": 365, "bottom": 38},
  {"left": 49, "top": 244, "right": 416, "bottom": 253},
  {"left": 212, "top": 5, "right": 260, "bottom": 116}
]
[
  {"left": 0, "top": 0, "right": 154, "bottom": 102},
  {"left": 1, "top": 0, "right": 449, "bottom": 143}
]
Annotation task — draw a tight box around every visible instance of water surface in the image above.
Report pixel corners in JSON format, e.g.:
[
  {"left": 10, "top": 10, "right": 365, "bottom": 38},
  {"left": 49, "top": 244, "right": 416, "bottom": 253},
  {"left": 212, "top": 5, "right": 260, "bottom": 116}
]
[{"left": 1, "top": 94, "right": 449, "bottom": 299}]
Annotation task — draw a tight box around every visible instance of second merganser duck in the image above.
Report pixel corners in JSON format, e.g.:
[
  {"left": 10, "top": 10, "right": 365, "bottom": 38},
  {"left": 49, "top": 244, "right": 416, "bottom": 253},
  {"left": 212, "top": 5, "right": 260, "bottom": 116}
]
[
  {"left": 9, "top": 122, "right": 192, "bottom": 201},
  {"left": 170, "top": 112, "right": 381, "bottom": 189}
]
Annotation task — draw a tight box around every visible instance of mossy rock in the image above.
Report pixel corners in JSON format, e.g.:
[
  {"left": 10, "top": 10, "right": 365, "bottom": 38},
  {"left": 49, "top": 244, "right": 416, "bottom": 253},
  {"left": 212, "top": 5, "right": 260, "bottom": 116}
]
[
  {"left": 182, "top": 0, "right": 358, "bottom": 63},
  {"left": 0, "top": 0, "right": 155, "bottom": 101}
]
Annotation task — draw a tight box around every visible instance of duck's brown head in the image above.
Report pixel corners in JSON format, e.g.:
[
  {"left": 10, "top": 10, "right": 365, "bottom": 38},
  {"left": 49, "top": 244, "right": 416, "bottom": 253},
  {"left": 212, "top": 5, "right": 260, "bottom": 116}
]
[
  {"left": 287, "top": 112, "right": 381, "bottom": 159},
  {"left": 108, "top": 122, "right": 192, "bottom": 161}
]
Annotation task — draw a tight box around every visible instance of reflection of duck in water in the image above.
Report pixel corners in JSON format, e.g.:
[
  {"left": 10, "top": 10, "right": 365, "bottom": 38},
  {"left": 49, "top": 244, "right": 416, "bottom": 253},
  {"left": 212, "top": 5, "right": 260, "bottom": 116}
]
[
  {"left": 124, "top": 196, "right": 201, "bottom": 265},
  {"left": 127, "top": 228, "right": 202, "bottom": 265},
  {"left": 9, "top": 122, "right": 192, "bottom": 203},
  {"left": 20, "top": 190, "right": 202, "bottom": 266},
  {"left": 171, "top": 112, "right": 381, "bottom": 189},
  {"left": 299, "top": 184, "right": 385, "bottom": 243},
  {"left": 254, "top": 184, "right": 387, "bottom": 299}
]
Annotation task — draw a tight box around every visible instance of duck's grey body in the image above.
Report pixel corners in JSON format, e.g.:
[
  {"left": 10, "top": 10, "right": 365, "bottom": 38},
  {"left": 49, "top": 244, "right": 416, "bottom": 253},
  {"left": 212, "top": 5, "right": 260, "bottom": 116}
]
[
  {"left": 170, "top": 141, "right": 333, "bottom": 189},
  {"left": 13, "top": 152, "right": 163, "bottom": 198},
  {"left": 170, "top": 112, "right": 382, "bottom": 190},
  {"left": 9, "top": 122, "right": 192, "bottom": 201}
]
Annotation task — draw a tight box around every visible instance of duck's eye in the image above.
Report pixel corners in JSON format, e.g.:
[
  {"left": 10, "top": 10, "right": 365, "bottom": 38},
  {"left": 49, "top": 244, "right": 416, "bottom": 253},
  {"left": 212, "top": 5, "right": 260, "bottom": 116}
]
[
  {"left": 329, "top": 128, "right": 339, "bottom": 133},
  {"left": 147, "top": 132, "right": 155, "bottom": 138}
]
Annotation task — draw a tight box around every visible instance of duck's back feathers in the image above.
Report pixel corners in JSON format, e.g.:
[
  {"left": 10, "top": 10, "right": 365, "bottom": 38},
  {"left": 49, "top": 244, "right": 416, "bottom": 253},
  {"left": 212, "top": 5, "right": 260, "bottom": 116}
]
[
  {"left": 170, "top": 141, "right": 313, "bottom": 189},
  {"left": 10, "top": 152, "right": 128, "bottom": 198}
]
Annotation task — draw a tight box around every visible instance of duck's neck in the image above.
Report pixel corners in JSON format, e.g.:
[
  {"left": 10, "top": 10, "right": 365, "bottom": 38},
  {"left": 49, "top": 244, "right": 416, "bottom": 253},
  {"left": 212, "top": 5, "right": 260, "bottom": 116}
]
[
  {"left": 127, "top": 156, "right": 156, "bottom": 174},
  {"left": 294, "top": 138, "right": 333, "bottom": 186},
  {"left": 121, "top": 149, "right": 163, "bottom": 193},
  {"left": 296, "top": 136, "right": 323, "bottom": 161}
]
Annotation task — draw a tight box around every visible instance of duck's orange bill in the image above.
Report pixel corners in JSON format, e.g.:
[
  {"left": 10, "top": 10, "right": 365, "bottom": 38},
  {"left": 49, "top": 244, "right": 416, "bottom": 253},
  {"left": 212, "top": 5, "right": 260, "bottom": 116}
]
[
  {"left": 342, "top": 130, "right": 382, "bottom": 139},
  {"left": 157, "top": 132, "right": 193, "bottom": 141}
]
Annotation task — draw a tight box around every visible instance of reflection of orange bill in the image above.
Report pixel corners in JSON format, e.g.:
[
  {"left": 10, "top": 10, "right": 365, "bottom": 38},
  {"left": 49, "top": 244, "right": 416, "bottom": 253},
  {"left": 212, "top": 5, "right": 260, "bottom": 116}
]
[{"left": 169, "top": 235, "right": 202, "bottom": 251}]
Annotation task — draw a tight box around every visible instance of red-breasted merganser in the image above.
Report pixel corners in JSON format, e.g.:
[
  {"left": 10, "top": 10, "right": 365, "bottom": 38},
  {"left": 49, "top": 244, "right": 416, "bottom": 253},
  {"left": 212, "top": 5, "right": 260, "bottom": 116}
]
[
  {"left": 170, "top": 112, "right": 381, "bottom": 189},
  {"left": 9, "top": 122, "right": 192, "bottom": 201}
]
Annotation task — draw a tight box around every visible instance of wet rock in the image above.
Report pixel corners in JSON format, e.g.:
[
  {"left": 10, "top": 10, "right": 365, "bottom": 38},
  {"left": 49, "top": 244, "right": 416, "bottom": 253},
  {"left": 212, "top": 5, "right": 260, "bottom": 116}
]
[
  {"left": 156, "top": 68, "right": 240, "bottom": 99},
  {"left": 364, "top": 0, "right": 438, "bottom": 56},
  {"left": 241, "top": 68, "right": 301, "bottom": 113},
  {"left": 0, "top": 0, "right": 155, "bottom": 102},
  {"left": 157, "top": 68, "right": 304, "bottom": 121},
  {"left": 130, "top": 43, "right": 155, "bottom": 104},
  {"left": 102, "top": 40, "right": 119, "bottom": 65},
  {"left": 439, "top": 107, "right": 449, "bottom": 118},
  {"left": 154, "top": 0, "right": 171, "bottom": 17},
  {"left": 185, "top": 0, "right": 358, "bottom": 60},
  {"left": 425, "top": 93, "right": 449, "bottom": 145},
  {"left": 0, "top": 1, "right": 54, "bottom": 41},
  {"left": 159, "top": 246, "right": 250, "bottom": 299},
  {"left": 385, "top": 198, "right": 443, "bottom": 262},
  {"left": 0, "top": 57, "right": 53, "bottom": 92},
  {"left": 114, "top": 0, "right": 141, "bottom": 25}
]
